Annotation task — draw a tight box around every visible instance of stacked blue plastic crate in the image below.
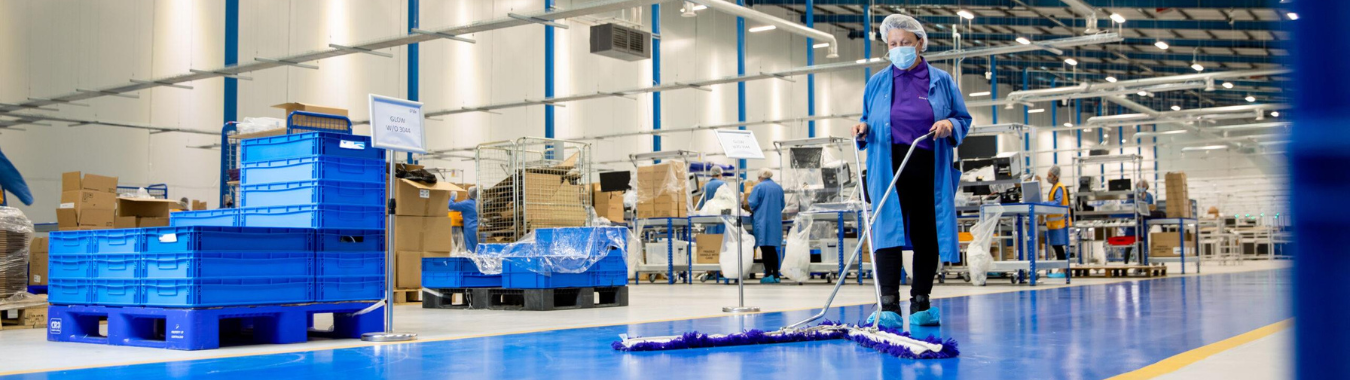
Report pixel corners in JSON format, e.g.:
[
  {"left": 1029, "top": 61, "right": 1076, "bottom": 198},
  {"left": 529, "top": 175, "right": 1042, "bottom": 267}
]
[{"left": 234, "top": 132, "right": 387, "bottom": 302}]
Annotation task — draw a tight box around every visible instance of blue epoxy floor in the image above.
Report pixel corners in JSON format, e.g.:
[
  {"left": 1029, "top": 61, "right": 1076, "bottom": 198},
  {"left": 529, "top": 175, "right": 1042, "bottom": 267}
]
[{"left": 6, "top": 269, "right": 1290, "bottom": 379}]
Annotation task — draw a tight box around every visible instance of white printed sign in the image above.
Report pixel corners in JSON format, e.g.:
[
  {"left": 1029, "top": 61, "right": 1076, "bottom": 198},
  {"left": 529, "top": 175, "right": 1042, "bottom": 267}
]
[
  {"left": 368, "top": 94, "right": 427, "bottom": 153},
  {"left": 714, "top": 130, "right": 766, "bottom": 160}
]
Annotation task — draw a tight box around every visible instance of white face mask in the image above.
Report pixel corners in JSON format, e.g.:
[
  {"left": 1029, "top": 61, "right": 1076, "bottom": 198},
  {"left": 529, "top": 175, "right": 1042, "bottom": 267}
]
[{"left": 888, "top": 46, "right": 918, "bottom": 69}]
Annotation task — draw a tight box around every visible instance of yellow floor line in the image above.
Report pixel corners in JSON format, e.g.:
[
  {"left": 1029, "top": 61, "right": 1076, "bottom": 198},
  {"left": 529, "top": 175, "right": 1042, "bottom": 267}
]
[{"left": 1107, "top": 319, "right": 1292, "bottom": 380}]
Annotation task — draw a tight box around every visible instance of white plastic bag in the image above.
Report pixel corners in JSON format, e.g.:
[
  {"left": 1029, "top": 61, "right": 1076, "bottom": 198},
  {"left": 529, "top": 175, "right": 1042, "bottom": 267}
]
[
  {"left": 966, "top": 204, "right": 1005, "bottom": 286},
  {"left": 718, "top": 219, "right": 756, "bottom": 280},
  {"left": 781, "top": 215, "right": 812, "bottom": 282},
  {"left": 696, "top": 185, "right": 740, "bottom": 216}
]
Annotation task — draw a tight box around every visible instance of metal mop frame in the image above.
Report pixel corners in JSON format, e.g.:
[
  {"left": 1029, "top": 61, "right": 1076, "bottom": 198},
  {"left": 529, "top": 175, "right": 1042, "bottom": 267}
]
[{"left": 615, "top": 133, "right": 958, "bottom": 359}]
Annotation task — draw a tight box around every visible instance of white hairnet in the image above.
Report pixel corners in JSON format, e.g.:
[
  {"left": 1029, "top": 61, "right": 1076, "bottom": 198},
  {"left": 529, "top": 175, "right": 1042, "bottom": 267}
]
[
  {"left": 711, "top": 166, "right": 723, "bottom": 177},
  {"left": 467, "top": 186, "right": 478, "bottom": 200},
  {"left": 760, "top": 169, "right": 774, "bottom": 180},
  {"left": 879, "top": 14, "right": 928, "bottom": 53},
  {"left": 1048, "top": 166, "right": 1061, "bottom": 178}
]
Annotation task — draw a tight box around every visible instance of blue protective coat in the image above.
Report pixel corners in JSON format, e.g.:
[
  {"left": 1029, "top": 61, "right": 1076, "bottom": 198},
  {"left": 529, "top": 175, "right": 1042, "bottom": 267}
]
[
  {"left": 447, "top": 199, "right": 478, "bottom": 250},
  {"left": 747, "top": 178, "right": 785, "bottom": 247},
  {"left": 857, "top": 65, "right": 973, "bottom": 263},
  {"left": 697, "top": 178, "right": 726, "bottom": 210}
]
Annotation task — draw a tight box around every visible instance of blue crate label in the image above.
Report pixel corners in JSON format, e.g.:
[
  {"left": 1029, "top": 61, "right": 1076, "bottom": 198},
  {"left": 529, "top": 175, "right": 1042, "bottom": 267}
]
[
  {"left": 158, "top": 233, "right": 178, "bottom": 243},
  {"left": 420, "top": 189, "right": 430, "bottom": 199},
  {"left": 48, "top": 318, "right": 61, "bottom": 335},
  {"left": 340, "top": 140, "right": 366, "bottom": 150}
]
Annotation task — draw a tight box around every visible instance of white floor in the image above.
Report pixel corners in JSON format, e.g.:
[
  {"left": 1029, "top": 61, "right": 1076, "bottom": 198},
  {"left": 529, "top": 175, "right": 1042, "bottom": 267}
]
[{"left": 0, "top": 261, "right": 1291, "bottom": 376}]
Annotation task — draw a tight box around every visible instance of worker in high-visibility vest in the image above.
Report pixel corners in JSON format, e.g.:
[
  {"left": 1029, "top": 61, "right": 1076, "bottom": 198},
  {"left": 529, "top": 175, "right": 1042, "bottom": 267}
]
[{"left": 1045, "top": 166, "right": 1070, "bottom": 264}]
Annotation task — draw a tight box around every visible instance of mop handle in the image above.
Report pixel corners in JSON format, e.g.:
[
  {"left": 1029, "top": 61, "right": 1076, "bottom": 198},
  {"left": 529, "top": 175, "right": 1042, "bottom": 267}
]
[{"left": 785, "top": 132, "right": 934, "bottom": 330}]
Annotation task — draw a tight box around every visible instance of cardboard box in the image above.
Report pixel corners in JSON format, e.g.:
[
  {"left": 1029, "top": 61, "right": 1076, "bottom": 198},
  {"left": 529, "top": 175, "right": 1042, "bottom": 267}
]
[
  {"left": 138, "top": 217, "right": 170, "bottom": 227},
  {"left": 192, "top": 200, "right": 208, "bottom": 211},
  {"left": 272, "top": 102, "right": 349, "bottom": 117},
  {"left": 394, "top": 216, "right": 426, "bottom": 252},
  {"left": 55, "top": 209, "right": 78, "bottom": 230},
  {"left": 116, "top": 197, "right": 179, "bottom": 218},
  {"left": 29, "top": 237, "right": 47, "bottom": 286},
  {"left": 114, "top": 216, "right": 137, "bottom": 229},
  {"left": 78, "top": 209, "right": 115, "bottom": 228},
  {"left": 1149, "top": 231, "right": 1195, "bottom": 257},
  {"left": 695, "top": 234, "right": 723, "bottom": 264},
  {"left": 394, "top": 179, "right": 463, "bottom": 217},
  {"left": 395, "top": 251, "right": 440, "bottom": 289},
  {"left": 61, "top": 172, "right": 119, "bottom": 193},
  {"left": 59, "top": 191, "right": 117, "bottom": 212},
  {"left": 423, "top": 216, "right": 454, "bottom": 253}
]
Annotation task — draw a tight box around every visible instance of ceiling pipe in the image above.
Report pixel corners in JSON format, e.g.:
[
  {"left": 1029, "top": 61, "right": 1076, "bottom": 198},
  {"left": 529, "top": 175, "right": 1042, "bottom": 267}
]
[
  {"left": 1005, "top": 69, "right": 1291, "bottom": 103},
  {"left": 690, "top": 0, "right": 838, "bottom": 58},
  {"left": 1059, "top": 0, "right": 1099, "bottom": 34},
  {"left": 1104, "top": 95, "right": 1161, "bottom": 117},
  {"left": 1086, "top": 103, "right": 1292, "bottom": 125}
]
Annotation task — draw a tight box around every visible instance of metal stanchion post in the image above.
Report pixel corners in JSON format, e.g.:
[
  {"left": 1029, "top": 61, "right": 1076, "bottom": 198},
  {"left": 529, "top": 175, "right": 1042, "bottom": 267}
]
[
  {"left": 362, "top": 150, "right": 417, "bottom": 342},
  {"left": 724, "top": 165, "right": 759, "bottom": 313}
]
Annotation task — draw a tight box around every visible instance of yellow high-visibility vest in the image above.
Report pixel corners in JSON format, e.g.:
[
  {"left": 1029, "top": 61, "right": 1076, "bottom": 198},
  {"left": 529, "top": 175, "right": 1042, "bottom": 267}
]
[{"left": 1047, "top": 182, "right": 1070, "bottom": 230}]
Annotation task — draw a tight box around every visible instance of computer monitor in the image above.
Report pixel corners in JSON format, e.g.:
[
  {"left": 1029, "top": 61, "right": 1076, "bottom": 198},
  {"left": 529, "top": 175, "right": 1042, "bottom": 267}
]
[
  {"left": 1021, "top": 180, "right": 1043, "bottom": 203},
  {"left": 599, "top": 171, "right": 631, "bottom": 192}
]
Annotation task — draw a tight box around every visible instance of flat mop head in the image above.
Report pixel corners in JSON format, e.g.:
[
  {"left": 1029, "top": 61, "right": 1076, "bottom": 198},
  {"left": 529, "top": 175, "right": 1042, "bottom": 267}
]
[{"left": 612, "top": 321, "right": 959, "bottom": 360}]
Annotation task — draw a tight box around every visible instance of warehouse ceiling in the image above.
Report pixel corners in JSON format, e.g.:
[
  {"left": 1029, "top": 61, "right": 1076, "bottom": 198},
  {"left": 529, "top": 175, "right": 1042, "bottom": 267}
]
[{"left": 748, "top": 0, "right": 1292, "bottom": 110}]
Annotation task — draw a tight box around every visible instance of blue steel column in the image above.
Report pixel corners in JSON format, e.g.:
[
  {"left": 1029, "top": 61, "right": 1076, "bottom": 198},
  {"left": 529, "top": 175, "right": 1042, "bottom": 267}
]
[
  {"left": 1289, "top": 3, "right": 1345, "bottom": 371},
  {"left": 990, "top": 56, "right": 997, "bottom": 124},
  {"left": 737, "top": 0, "right": 746, "bottom": 179},
  {"left": 1051, "top": 78, "right": 1058, "bottom": 165},
  {"left": 863, "top": 7, "right": 871, "bottom": 79},
  {"left": 652, "top": 4, "right": 661, "bottom": 154},
  {"left": 1075, "top": 99, "right": 1082, "bottom": 160},
  {"left": 407, "top": 0, "right": 419, "bottom": 164},
  {"left": 1152, "top": 125, "right": 1158, "bottom": 184},
  {"left": 806, "top": 0, "right": 815, "bottom": 138},
  {"left": 1021, "top": 68, "right": 1029, "bottom": 175},
  {"left": 544, "top": 0, "right": 555, "bottom": 138},
  {"left": 224, "top": 0, "right": 238, "bottom": 125}
]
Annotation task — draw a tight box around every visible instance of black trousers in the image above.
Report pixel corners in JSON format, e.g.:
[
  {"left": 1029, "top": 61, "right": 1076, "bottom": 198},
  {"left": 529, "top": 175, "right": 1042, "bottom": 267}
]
[
  {"left": 1052, "top": 245, "right": 1067, "bottom": 261},
  {"left": 875, "top": 143, "right": 938, "bottom": 300},
  {"left": 760, "top": 246, "right": 780, "bottom": 277}
]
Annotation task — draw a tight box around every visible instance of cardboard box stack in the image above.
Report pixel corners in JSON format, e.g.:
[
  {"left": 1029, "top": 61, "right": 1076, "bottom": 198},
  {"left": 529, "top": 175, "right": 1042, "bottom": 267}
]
[
  {"left": 592, "top": 183, "right": 625, "bottom": 223},
  {"left": 28, "top": 237, "right": 47, "bottom": 286},
  {"left": 114, "top": 198, "right": 179, "bottom": 228},
  {"left": 56, "top": 172, "right": 118, "bottom": 230},
  {"left": 636, "top": 162, "right": 689, "bottom": 219},
  {"left": 1165, "top": 172, "right": 1191, "bottom": 218},
  {"left": 393, "top": 177, "right": 463, "bottom": 289},
  {"left": 1150, "top": 231, "right": 1195, "bottom": 257}
]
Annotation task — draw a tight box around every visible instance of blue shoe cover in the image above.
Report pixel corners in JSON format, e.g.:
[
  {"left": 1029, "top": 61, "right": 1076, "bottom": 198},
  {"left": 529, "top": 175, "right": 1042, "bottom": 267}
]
[
  {"left": 759, "top": 276, "right": 780, "bottom": 284},
  {"left": 866, "top": 311, "right": 904, "bottom": 329},
  {"left": 1048, "top": 273, "right": 1066, "bottom": 278},
  {"left": 909, "top": 308, "right": 941, "bottom": 327}
]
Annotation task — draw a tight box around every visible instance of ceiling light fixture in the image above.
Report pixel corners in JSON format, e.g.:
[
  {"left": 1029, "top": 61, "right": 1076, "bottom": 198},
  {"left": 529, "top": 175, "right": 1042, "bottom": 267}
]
[
  {"left": 1028, "top": 108, "right": 1045, "bottom": 113},
  {"left": 969, "top": 91, "right": 991, "bottom": 97},
  {"left": 1105, "top": 76, "right": 1117, "bottom": 83},
  {"left": 1064, "top": 123, "right": 1074, "bottom": 127},
  {"left": 1137, "top": 91, "right": 1148, "bottom": 96},
  {"left": 1223, "top": 82, "right": 1234, "bottom": 89},
  {"left": 957, "top": 10, "right": 975, "bottom": 20},
  {"left": 748, "top": 25, "right": 776, "bottom": 33},
  {"left": 1065, "top": 58, "right": 1078, "bottom": 66},
  {"left": 1155, "top": 40, "right": 1169, "bottom": 50},
  {"left": 1192, "top": 62, "right": 1205, "bottom": 72},
  {"left": 1287, "top": 12, "right": 1298, "bottom": 20},
  {"left": 1171, "top": 105, "right": 1182, "bottom": 111},
  {"left": 1110, "top": 13, "right": 1126, "bottom": 23},
  {"left": 1246, "top": 95, "right": 1257, "bottom": 102},
  {"left": 1016, "top": 36, "right": 1031, "bottom": 45},
  {"left": 1271, "top": 111, "right": 1280, "bottom": 117}
]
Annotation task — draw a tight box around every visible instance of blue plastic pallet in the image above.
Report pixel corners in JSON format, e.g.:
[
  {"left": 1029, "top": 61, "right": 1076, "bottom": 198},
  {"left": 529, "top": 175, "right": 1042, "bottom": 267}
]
[
  {"left": 47, "top": 301, "right": 383, "bottom": 350},
  {"left": 170, "top": 209, "right": 241, "bottom": 227},
  {"left": 142, "top": 277, "right": 312, "bottom": 307},
  {"left": 143, "top": 226, "right": 313, "bottom": 253},
  {"left": 144, "top": 251, "right": 313, "bottom": 279},
  {"left": 422, "top": 257, "right": 501, "bottom": 288},
  {"left": 240, "top": 156, "right": 385, "bottom": 186},
  {"left": 315, "top": 230, "right": 384, "bottom": 252},
  {"left": 239, "top": 205, "right": 384, "bottom": 230},
  {"left": 240, "top": 180, "right": 385, "bottom": 208},
  {"left": 47, "top": 279, "right": 92, "bottom": 305},
  {"left": 315, "top": 251, "right": 384, "bottom": 276},
  {"left": 240, "top": 132, "right": 384, "bottom": 163},
  {"left": 314, "top": 276, "right": 384, "bottom": 302}
]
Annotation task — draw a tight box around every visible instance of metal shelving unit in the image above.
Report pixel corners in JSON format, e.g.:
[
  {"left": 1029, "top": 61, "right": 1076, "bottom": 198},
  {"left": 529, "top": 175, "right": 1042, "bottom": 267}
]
[
  {"left": 956, "top": 124, "right": 1040, "bottom": 218},
  {"left": 1072, "top": 154, "right": 1147, "bottom": 265}
]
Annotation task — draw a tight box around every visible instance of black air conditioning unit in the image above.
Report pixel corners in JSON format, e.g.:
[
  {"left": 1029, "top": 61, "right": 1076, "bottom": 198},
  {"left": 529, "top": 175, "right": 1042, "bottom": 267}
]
[{"left": 590, "top": 23, "right": 651, "bottom": 61}]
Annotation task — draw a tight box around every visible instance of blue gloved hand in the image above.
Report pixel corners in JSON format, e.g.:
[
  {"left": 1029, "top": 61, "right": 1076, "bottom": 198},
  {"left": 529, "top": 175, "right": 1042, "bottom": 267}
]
[
  {"left": 0, "top": 148, "right": 33, "bottom": 205},
  {"left": 866, "top": 311, "right": 904, "bottom": 330}
]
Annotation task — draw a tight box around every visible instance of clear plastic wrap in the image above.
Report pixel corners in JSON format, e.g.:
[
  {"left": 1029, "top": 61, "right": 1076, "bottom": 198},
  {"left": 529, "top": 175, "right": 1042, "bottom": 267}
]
[
  {"left": 237, "top": 116, "right": 285, "bottom": 135},
  {"left": 627, "top": 219, "right": 645, "bottom": 279},
  {"left": 469, "top": 227, "right": 627, "bottom": 276},
  {"left": 694, "top": 185, "right": 740, "bottom": 216},
  {"left": 0, "top": 207, "right": 34, "bottom": 297},
  {"left": 783, "top": 146, "right": 855, "bottom": 216},
  {"left": 966, "top": 204, "right": 1005, "bottom": 286},
  {"left": 781, "top": 214, "right": 813, "bottom": 282},
  {"left": 718, "top": 218, "right": 757, "bottom": 279},
  {"left": 634, "top": 161, "right": 691, "bottom": 218}
]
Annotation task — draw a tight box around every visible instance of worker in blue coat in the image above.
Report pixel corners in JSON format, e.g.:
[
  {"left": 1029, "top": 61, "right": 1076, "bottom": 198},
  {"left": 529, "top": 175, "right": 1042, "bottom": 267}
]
[
  {"left": 697, "top": 166, "right": 726, "bottom": 210},
  {"left": 747, "top": 169, "right": 785, "bottom": 283},
  {"left": 447, "top": 186, "right": 479, "bottom": 252},
  {"left": 853, "top": 14, "right": 972, "bottom": 328}
]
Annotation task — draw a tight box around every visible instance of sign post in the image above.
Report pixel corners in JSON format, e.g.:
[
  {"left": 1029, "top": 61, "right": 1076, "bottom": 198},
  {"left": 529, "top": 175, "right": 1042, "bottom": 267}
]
[
  {"left": 714, "top": 129, "right": 764, "bottom": 314},
  {"left": 363, "top": 94, "right": 426, "bottom": 343}
]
